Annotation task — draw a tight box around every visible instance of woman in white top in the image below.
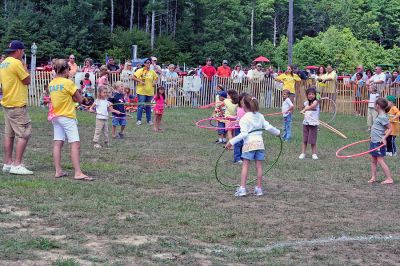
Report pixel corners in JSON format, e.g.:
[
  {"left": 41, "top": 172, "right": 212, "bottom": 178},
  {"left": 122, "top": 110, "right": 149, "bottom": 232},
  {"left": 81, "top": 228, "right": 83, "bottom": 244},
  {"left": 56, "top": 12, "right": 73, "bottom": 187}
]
[
  {"left": 231, "top": 64, "right": 246, "bottom": 83},
  {"left": 226, "top": 95, "right": 280, "bottom": 197}
]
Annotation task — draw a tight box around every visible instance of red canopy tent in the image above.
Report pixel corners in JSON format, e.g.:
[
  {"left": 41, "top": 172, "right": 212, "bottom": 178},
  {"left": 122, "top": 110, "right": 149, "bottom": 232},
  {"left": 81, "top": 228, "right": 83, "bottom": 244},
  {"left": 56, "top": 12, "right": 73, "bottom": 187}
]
[{"left": 253, "top": 56, "right": 270, "bottom": 63}]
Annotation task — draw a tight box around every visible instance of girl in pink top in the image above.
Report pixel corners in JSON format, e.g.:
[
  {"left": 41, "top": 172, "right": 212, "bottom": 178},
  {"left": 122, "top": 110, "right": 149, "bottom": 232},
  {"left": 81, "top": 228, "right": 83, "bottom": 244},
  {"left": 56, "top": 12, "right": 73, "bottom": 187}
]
[
  {"left": 96, "top": 65, "right": 109, "bottom": 88},
  {"left": 153, "top": 86, "right": 166, "bottom": 132},
  {"left": 233, "top": 92, "right": 249, "bottom": 163}
]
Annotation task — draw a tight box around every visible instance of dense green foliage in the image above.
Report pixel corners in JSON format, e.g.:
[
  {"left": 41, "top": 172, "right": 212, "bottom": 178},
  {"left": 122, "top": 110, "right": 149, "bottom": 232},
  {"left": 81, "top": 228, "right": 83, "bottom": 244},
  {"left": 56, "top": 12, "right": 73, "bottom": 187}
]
[{"left": 1, "top": 0, "right": 399, "bottom": 71}]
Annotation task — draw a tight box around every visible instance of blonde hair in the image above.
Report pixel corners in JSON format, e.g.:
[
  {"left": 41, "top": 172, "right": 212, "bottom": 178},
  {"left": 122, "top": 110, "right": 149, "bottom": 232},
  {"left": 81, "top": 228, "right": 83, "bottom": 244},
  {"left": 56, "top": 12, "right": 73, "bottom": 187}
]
[
  {"left": 97, "top": 85, "right": 108, "bottom": 97},
  {"left": 113, "top": 81, "right": 124, "bottom": 90},
  {"left": 99, "top": 65, "right": 108, "bottom": 76},
  {"left": 53, "top": 59, "right": 69, "bottom": 75}
]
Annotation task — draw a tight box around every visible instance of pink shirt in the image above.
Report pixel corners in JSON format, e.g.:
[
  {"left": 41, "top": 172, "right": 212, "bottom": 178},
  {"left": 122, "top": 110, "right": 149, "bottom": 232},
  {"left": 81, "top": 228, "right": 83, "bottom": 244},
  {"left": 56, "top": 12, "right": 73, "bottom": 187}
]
[
  {"left": 237, "top": 107, "right": 246, "bottom": 120},
  {"left": 97, "top": 75, "right": 108, "bottom": 87},
  {"left": 154, "top": 94, "right": 165, "bottom": 112}
]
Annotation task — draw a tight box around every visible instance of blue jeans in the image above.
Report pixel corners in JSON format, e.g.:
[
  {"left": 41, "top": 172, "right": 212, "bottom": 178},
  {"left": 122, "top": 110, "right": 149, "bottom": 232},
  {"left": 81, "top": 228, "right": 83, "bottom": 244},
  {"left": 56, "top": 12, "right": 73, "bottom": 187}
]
[
  {"left": 233, "top": 128, "right": 243, "bottom": 162},
  {"left": 137, "top": 95, "right": 153, "bottom": 123},
  {"left": 283, "top": 113, "right": 292, "bottom": 141}
]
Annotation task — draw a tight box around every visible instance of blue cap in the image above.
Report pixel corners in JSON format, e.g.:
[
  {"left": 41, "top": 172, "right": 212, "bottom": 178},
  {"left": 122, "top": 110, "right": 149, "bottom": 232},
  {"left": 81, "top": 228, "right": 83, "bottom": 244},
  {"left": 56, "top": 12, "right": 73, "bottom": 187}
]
[
  {"left": 218, "top": 91, "right": 227, "bottom": 98},
  {"left": 5, "top": 40, "right": 25, "bottom": 53}
]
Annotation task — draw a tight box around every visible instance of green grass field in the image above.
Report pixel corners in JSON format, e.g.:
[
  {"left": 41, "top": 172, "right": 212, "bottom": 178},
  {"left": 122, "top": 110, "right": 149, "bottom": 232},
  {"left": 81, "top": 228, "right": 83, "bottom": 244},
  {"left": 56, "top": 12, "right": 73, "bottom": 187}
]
[{"left": 1, "top": 107, "right": 400, "bottom": 265}]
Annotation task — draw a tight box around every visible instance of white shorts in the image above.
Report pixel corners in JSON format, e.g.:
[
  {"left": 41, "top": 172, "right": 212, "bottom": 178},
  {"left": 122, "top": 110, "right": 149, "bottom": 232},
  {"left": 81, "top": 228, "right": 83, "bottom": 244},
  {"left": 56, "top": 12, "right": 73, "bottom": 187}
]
[{"left": 52, "top": 116, "right": 80, "bottom": 143}]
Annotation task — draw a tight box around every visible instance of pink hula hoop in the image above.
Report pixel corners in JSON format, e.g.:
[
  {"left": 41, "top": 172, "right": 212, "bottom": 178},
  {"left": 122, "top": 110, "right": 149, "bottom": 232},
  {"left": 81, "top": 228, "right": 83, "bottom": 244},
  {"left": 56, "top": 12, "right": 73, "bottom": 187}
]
[
  {"left": 264, "top": 111, "right": 285, "bottom": 117},
  {"left": 336, "top": 139, "right": 385, "bottom": 159},
  {"left": 196, "top": 117, "right": 240, "bottom": 130}
]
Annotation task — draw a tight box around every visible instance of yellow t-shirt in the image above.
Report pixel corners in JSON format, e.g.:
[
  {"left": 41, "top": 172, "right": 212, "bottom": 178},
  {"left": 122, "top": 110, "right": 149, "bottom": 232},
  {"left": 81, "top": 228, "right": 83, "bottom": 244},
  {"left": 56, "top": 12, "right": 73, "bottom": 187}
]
[
  {"left": 323, "top": 71, "right": 337, "bottom": 93},
  {"left": 223, "top": 99, "right": 238, "bottom": 117},
  {"left": 0, "top": 57, "right": 29, "bottom": 107},
  {"left": 134, "top": 68, "right": 158, "bottom": 96},
  {"left": 275, "top": 73, "right": 301, "bottom": 94},
  {"left": 388, "top": 106, "right": 400, "bottom": 136},
  {"left": 49, "top": 77, "right": 78, "bottom": 119}
]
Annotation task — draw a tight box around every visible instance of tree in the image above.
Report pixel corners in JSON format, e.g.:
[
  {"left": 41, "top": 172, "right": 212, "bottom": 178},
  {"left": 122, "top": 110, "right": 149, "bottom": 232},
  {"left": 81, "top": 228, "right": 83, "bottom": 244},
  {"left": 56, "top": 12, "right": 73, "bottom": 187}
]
[{"left": 287, "top": 0, "right": 293, "bottom": 64}]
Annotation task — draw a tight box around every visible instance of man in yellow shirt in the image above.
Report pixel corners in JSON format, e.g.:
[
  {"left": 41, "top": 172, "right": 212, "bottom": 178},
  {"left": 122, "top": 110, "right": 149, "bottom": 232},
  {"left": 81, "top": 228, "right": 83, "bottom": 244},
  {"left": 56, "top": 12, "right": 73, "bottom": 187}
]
[
  {"left": 133, "top": 58, "right": 158, "bottom": 125},
  {"left": 0, "top": 40, "right": 33, "bottom": 175}
]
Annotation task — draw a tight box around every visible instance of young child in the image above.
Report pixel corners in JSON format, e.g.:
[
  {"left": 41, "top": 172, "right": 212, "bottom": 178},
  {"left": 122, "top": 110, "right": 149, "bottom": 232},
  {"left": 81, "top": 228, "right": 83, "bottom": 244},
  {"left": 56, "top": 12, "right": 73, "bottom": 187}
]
[
  {"left": 108, "top": 81, "right": 127, "bottom": 139},
  {"left": 367, "top": 86, "right": 379, "bottom": 131},
  {"left": 353, "top": 72, "right": 365, "bottom": 116},
  {"left": 299, "top": 87, "right": 320, "bottom": 160},
  {"left": 213, "top": 90, "right": 227, "bottom": 144},
  {"left": 369, "top": 98, "right": 393, "bottom": 185},
  {"left": 282, "top": 89, "right": 294, "bottom": 142},
  {"left": 96, "top": 65, "right": 109, "bottom": 88},
  {"left": 124, "top": 87, "right": 135, "bottom": 113},
  {"left": 80, "top": 73, "right": 92, "bottom": 94},
  {"left": 224, "top": 90, "right": 239, "bottom": 143},
  {"left": 153, "top": 86, "right": 167, "bottom": 132},
  {"left": 386, "top": 95, "right": 400, "bottom": 156},
  {"left": 89, "top": 86, "right": 121, "bottom": 148},
  {"left": 48, "top": 59, "right": 92, "bottom": 181},
  {"left": 226, "top": 95, "right": 280, "bottom": 197},
  {"left": 233, "top": 92, "right": 249, "bottom": 164},
  {"left": 40, "top": 84, "right": 50, "bottom": 108}
]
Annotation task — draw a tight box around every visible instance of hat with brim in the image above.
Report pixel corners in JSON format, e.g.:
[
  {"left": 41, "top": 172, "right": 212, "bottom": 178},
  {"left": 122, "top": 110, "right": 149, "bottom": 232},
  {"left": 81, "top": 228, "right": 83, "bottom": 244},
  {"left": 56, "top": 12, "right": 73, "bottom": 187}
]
[
  {"left": 387, "top": 95, "right": 396, "bottom": 103},
  {"left": 5, "top": 40, "right": 25, "bottom": 53}
]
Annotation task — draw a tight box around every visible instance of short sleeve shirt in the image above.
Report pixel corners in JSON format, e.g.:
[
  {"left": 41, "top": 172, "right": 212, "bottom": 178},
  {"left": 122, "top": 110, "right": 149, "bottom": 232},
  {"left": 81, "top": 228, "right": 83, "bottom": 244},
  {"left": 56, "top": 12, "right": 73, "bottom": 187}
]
[
  {"left": 371, "top": 114, "right": 389, "bottom": 143},
  {"left": 134, "top": 68, "right": 158, "bottom": 96},
  {"left": 49, "top": 77, "right": 78, "bottom": 119},
  {"left": 108, "top": 92, "right": 125, "bottom": 117},
  {"left": 0, "top": 57, "right": 29, "bottom": 107}
]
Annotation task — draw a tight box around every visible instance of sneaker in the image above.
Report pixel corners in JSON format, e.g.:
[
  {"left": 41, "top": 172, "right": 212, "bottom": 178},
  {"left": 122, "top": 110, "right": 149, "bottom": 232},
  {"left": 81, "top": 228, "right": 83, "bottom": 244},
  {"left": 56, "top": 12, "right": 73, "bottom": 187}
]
[
  {"left": 148, "top": 121, "right": 153, "bottom": 125},
  {"left": 299, "top": 153, "right": 306, "bottom": 159},
  {"left": 387, "top": 152, "right": 393, "bottom": 157},
  {"left": 234, "top": 160, "right": 243, "bottom": 164},
  {"left": 136, "top": 120, "right": 142, "bottom": 125},
  {"left": 118, "top": 132, "right": 124, "bottom": 139},
  {"left": 94, "top": 144, "right": 102, "bottom": 148},
  {"left": 254, "top": 186, "right": 264, "bottom": 196},
  {"left": 312, "top": 154, "right": 319, "bottom": 160},
  {"left": 9, "top": 165, "right": 33, "bottom": 175},
  {"left": 2, "top": 164, "right": 12, "bottom": 173},
  {"left": 393, "top": 153, "right": 397, "bottom": 156},
  {"left": 234, "top": 187, "right": 247, "bottom": 197}
]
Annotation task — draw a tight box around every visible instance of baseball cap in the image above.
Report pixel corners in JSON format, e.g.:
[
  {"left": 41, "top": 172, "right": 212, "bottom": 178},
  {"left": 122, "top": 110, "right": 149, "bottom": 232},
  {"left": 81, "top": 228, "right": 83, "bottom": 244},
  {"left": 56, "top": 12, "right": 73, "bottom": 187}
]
[
  {"left": 222, "top": 60, "right": 228, "bottom": 64},
  {"left": 256, "top": 63, "right": 262, "bottom": 67},
  {"left": 5, "top": 40, "right": 25, "bottom": 53},
  {"left": 218, "top": 91, "right": 227, "bottom": 98},
  {"left": 387, "top": 95, "right": 396, "bottom": 103},
  {"left": 151, "top": 56, "right": 157, "bottom": 61}
]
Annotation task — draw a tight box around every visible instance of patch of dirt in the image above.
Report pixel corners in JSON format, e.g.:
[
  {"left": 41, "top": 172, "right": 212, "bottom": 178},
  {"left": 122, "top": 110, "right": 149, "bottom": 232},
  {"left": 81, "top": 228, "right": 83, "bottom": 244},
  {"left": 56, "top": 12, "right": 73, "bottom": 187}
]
[
  {"left": 0, "top": 206, "right": 31, "bottom": 217},
  {"left": 115, "top": 235, "right": 158, "bottom": 246},
  {"left": 0, "top": 222, "right": 22, "bottom": 229},
  {"left": 192, "top": 253, "right": 213, "bottom": 265},
  {"left": 116, "top": 211, "right": 148, "bottom": 220},
  {"left": 153, "top": 252, "right": 178, "bottom": 260},
  {"left": 35, "top": 251, "right": 93, "bottom": 266}
]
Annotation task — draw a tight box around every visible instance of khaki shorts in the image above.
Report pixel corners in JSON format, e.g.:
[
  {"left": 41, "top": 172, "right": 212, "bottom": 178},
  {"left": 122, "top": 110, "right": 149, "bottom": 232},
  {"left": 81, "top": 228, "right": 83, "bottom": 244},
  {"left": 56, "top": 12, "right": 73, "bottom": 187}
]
[{"left": 3, "top": 106, "right": 32, "bottom": 139}]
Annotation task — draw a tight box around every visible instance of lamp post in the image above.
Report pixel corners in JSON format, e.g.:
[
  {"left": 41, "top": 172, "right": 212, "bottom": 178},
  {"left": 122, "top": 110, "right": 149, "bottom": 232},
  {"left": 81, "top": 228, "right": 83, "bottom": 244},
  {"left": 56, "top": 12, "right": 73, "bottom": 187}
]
[{"left": 30, "top": 42, "right": 37, "bottom": 85}]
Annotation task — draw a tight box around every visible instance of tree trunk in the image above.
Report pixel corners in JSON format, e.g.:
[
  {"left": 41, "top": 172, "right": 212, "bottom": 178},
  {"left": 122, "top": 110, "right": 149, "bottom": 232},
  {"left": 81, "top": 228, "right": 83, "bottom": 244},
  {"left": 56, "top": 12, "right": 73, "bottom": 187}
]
[
  {"left": 4, "top": 0, "right": 7, "bottom": 19},
  {"left": 137, "top": 0, "right": 140, "bottom": 29},
  {"left": 273, "top": 14, "right": 277, "bottom": 47},
  {"left": 130, "top": 0, "right": 134, "bottom": 31},
  {"left": 159, "top": 15, "right": 162, "bottom": 36},
  {"left": 250, "top": 0, "right": 254, "bottom": 49},
  {"left": 146, "top": 15, "right": 149, "bottom": 33},
  {"left": 287, "top": 0, "right": 294, "bottom": 65},
  {"left": 151, "top": 0, "right": 155, "bottom": 50},
  {"left": 173, "top": 0, "right": 177, "bottom": 38},
  {"left": 110, "top": 0, "right": 114, "bottom": 33}
]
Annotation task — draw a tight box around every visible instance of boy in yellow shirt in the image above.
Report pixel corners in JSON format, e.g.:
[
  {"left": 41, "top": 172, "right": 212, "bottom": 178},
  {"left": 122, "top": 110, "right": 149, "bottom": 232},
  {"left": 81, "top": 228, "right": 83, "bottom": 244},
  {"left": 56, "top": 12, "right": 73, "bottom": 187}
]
[{"left": 386, "top": 95, "right": 400, "bottom": 156}]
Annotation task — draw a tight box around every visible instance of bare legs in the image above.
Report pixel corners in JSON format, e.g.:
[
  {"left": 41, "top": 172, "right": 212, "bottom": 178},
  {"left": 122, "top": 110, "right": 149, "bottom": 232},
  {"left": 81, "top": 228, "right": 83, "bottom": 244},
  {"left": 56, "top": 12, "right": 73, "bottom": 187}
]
[
  {"left": 53, "top": 140, "right": 87, "bottom": 179},
  {"left": 153, "top": 114, "right": 163, "bottom": 132},
  {"left": 240, "top": 159, "right": 263, "bottom": 189},
  {"left": 3, "top": 136, "right": 29, "bottom": 166},
  {"left": 369, "top": 156, "right": 394, "bottom": 184}
]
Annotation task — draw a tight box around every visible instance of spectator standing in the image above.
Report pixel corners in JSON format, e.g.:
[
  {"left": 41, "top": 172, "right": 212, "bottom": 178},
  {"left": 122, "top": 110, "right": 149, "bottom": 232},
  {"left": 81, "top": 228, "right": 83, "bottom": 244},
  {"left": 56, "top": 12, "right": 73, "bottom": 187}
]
[
  {"left": 150, "top": 56, "right": 162, "bottom": 75},
  {"left": 231, "top": 64, "right": 246, "bottom": 83},
  {"left": 321, "top": 65, "right": 337, "bottom": 102},
  {"left": 275, "top": 65, "right": 301, "bottom": 103},
  {"left": 120, "top": 61, "right": 134, "bottom": 84},
  {"left": 164, "top": 64, "right": 179, "bottom": 106},
  {"left": 369, "top": 66, "right": 386, "bottom": 93},
  {"left": 315, "top": 65, "right": 326, "bottom": 91},
  {"left": 201, "top": 58, "right": 217, "bottom": 105},
  {"left": 133, "top": 58, "right": 158, "bottom": 125},
  {"left": 96, "top": 65, "right": 109, "bottom": 88},
  {"left": 0, "top": 40, "right": 33, "bottom": 175},
  {"left": 216, "top": 60, "right": 232, "bottom": 78},
  {"left": 81, "top": 58, "right": 95, "bottom": 73},
  {"left": 106, "top": 57, "right": 120, "bottom": 72},
  {"left": 350, "top": 65, "right": 367, "bottom": 82},
  {"left": 0, "top": 54, "right": 5, "bottom": 63},
  {"left": 68, "top": 54, "right": 78, "bottom": 78}
]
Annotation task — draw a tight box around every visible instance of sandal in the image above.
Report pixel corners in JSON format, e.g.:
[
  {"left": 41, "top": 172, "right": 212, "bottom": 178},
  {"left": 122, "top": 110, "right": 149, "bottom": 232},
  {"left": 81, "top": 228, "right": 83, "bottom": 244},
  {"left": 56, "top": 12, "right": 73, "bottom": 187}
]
[
  {"left": 55, "top": 172, "right": 68, "bottom": 178},
  {"left": 368, "top": 179, "right": 376, "bottom": 183},
  {"left": 74, "top": 176, "right": 95, "bottom": 181},
  {"left": 381, "top": 179, "right": 394, "bottom": 185}
]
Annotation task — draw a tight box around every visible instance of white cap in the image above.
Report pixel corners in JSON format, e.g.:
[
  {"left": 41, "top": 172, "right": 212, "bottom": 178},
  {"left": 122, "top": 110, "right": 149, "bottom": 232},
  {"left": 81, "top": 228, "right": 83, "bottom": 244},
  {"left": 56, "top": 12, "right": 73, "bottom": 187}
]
[{"left": 151, "top": 56, "right": 157, "bottom": 61}]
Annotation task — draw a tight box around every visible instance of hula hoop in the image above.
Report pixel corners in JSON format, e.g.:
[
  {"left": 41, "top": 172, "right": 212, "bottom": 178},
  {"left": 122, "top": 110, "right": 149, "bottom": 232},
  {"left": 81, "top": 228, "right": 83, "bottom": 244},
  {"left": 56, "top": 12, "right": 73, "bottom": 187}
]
[
  {"left": 214, "top": 129, "right": 283, "bottom": 188},
  {"left": 111, "top": 102, "right": 156, "bottom": 106},
  {"left": 351, "top": 100, "right": 371, "bottom": 104},
  {"left": 196, "top": 117, "right": 240, "bottom": 130},
  {"left": 336, "top": 139, "right": 385, "bottom": 159},
  {"left": 198, "top": 102, "right": 216, "bottom": 109},
  {"left": 319, "top": 97, "right": 337, "bottom": 124},
  {"left": 264, "top": 111, "right": 285, "bottom": 117}
]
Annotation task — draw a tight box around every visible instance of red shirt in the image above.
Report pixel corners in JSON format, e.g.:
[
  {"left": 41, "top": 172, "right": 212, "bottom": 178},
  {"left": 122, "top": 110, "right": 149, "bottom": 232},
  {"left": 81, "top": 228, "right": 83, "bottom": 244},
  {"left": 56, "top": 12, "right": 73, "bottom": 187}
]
[
  {"left": 202, "top": 65, "right": 217, "bottom": 80},
  {"left": 217, "top": 66, "right": 231, "bottom": 78}
]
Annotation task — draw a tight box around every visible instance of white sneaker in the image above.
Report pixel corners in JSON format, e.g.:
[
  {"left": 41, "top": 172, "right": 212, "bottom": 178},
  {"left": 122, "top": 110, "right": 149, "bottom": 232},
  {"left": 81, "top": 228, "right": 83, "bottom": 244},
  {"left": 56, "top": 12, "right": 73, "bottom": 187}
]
[
  {"left": 387, "top": 152, "right": 393, "bottom": 157},
  {"left": 234, "top": 160, "right": 243, "bottom": 164},
  {"left": 2, "top": 164, "right": 12, "bottom": 173},
  {"left": 393, "top": 153, "right": 397, "bottom": 156},
  {"left": 148, "top": 121, "right": 153, "bottom": 125},
  {"left": 136, "top": 121, "right": 142, "bottom": 125},
  {"left": 234, "top": 187, "right": 247, "bottom": 197},
  {"left": 299, "top": 153, "right": 306, "bottom": 159},
  {"left": 9, "top": 165, "right": 33, "bottom": 175},
  {"left": 312, "top": 154, "right": 319, "bottom": 160},
  {"left": 254, "top": 186, "right": 263, "bottom": 196},
  {"left": 94, "top": 144, "right": 102, "bottom": 148}
]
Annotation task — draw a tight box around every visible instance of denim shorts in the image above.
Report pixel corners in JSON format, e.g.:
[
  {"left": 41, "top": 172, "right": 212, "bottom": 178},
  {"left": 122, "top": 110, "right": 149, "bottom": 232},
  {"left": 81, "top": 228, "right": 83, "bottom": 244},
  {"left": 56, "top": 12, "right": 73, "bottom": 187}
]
[
  {"left": 241, "top": 149, "right": 265, "bottom": 161},
  {"left": 112, "top": 117, "right": 127, "bottom": 126},
  {"left": 370, "top": 142, "right": 386, "bottom": 157},
  {"left": 217, "top": 121, "right": 226, "bottom": 135}
]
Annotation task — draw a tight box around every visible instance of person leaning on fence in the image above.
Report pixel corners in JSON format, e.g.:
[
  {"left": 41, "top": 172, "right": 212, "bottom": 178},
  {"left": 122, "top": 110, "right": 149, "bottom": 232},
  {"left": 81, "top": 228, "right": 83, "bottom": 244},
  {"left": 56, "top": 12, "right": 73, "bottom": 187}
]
[
  {"left": 201, "top": 58, "right": 217, "bottom": 105},
  {"left": 164, "top": 64, "right": 179, "bottom": 106},
  {"left": 97, "top": 65, "right": 109, "bottom": 88},
  {"left": 369, "top": 66, "right": 386, "bottom": 93},
  {"left": 216, "top": 60, "right": 231, "bottom": 78},
  {"left": 0, "top": 40, "right": 33, "bottom": 175},
  {"left": 68, "top": 54, "right": 78, "bottom": 78},
  {"left": 367, "top": 85, "right": 379, "bottom": 131},
  {"left": 275, "top": 65, "right": 301, "bottom": 104},
  {"left": 132, "top": 58, "right": 158, "bottom": 125},
  {"left": 386, "top": 95, "right": 400, "bottom": 156}
]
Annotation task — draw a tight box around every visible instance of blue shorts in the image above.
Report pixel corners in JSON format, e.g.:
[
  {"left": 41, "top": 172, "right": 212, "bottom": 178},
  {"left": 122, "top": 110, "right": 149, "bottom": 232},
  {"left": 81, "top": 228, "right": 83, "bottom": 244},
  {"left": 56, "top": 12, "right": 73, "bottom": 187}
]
[
  {"left": 370, "top": 142, "right": 386, "bottom": 157},
  {"left": 217, "top": 121, "right": 226, "bottom": 135},
  {"left": 241, "top": 149, "right": 265, "bottom": 161},
  {"left": 112, "top": 117, "right": 127, "bottom": 126}
]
